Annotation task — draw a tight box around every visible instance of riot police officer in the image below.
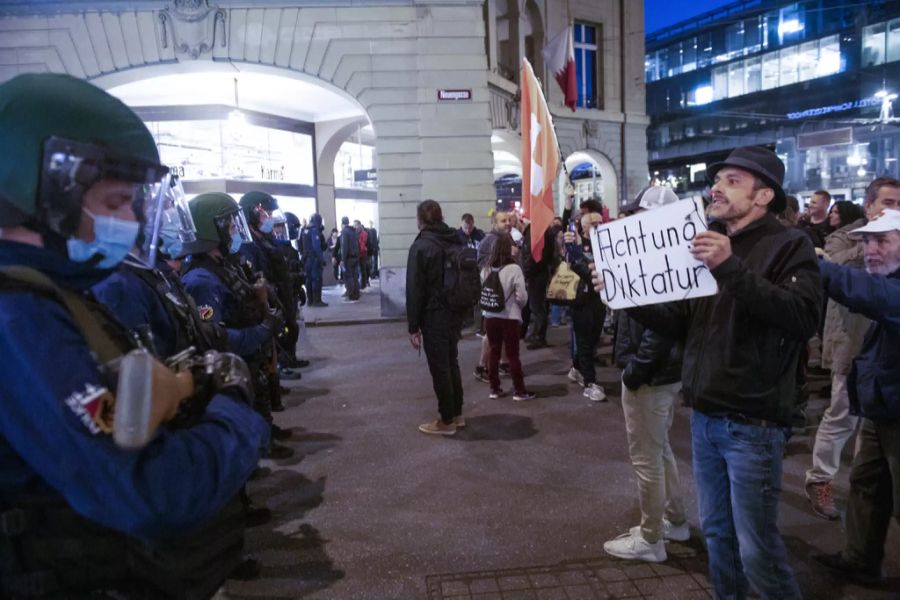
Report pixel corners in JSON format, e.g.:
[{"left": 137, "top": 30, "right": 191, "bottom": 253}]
[
  {"left": 181, "top": 193, "right": 294, "bottom": 459},
  {"left": 0, "top": 73, "right": 269, "bottom": 598},
  {"left": 302, "top": 213, "right": 329, "bottom": 307}
]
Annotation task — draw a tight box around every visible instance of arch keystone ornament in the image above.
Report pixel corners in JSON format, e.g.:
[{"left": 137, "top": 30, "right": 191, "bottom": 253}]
[{"left": 158, "top": 0, "right": 227, "bottom": 59}]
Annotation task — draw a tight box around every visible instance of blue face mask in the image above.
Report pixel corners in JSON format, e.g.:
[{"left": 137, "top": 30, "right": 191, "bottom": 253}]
[
  {"left": 67, "top": 209, "right": 140, "bottom": 269},
  {"left": 229, "top": 231, "right": 244, "bottom": 254},
  {"left": 259, "top": 219, "right": 274, "bottom": 234},
  {"left": 159, "top": 228, "right": 183, "bottom": 258}
]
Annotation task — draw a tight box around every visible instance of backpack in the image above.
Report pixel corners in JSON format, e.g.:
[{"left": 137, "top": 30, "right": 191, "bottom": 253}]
[
  {"left": 479, "top": 267, "right": 507, "bottom": 313},
  {"left": 442, "top": 244, "right": 480, "bottom": 311}
]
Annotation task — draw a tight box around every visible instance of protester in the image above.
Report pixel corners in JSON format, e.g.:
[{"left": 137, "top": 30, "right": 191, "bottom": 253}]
[
  {"left": 564, "top": 199, "right": 607, "bottom": 403},
  {"left": 812, "top": 209, "right": 900, "bottom": 587},
  {"left": 340, "top": 216, "right": 360, "bottom": 302},
  {"left": 368, "top": 220, "right": 380, "bottom": 279},
  {"left": 474, "top": 210, "right": 512, "bottom": 382},
  {"left": 458, "top": 212, "right": 485, "bottom": 249},
  {"left": 799, "top": 189, "right": 834, "bottom": 248},
  {"left": 805, "top": 200, "right": 869, "bottom": 519},
  {"left": 355, "top": 219, "right": 370, "bottom": 290},
  {"left": 603, "top": 186, "right": 688, "bottom": 563},
  {"left": 595, "top": 146, "right": 821, "bottom": 599},
  {"left": 406, "top": 200, "right": 466, "bottom": 436},
  {"left": 522, "top": 216, "right": 556, "bottom": 350},
  {"left": 481, "top": 234, "right": 532, "bottom": 401},
  {"left": 777, "top": 194, "right": 801, "bottom": 227}
]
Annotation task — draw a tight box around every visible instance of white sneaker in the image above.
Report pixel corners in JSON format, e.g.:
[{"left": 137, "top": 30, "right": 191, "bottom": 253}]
[
  {"left": 603, "top": 529, "right": 666, "bottom": 563},
  {"left": 663, "top": 519, "right": 690, "bottom": 542},
  {"left": 583, "top": 383, "right": 606, "bottom": 402},
  {"left": 567, "top": 367, "right": 584, "bottom": 387}
]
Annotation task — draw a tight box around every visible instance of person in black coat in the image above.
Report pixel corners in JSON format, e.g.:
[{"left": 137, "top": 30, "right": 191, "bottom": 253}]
[{"left": 406, "top": 200, "right": 465, "bottom": 436}]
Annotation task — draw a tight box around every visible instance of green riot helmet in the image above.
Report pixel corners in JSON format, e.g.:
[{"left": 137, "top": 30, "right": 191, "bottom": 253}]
[
  {"left": 239, "top": 191, "right": 278, "bottom": 229},
  {"left": 0, "top": 74, "right": 167, "bottom": 241},
  {"left": 187, "top": 192, "right": 252, "bottom": 255},
  {"left": 139, "top": 175, "right": 196, "bottom": 263}
]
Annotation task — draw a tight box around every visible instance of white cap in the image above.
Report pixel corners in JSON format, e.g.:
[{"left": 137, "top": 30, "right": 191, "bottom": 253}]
[
  {"left": 848, "top": 209, "right": 900, "bottom": 239},
  {"left": 625, "top": 186, "right": 680, "bottom": 212}
]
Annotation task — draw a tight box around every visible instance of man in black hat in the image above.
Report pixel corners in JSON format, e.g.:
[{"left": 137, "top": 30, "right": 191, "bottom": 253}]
[{"left": 597, "top": 146, "right": 822, "bottom": 598}]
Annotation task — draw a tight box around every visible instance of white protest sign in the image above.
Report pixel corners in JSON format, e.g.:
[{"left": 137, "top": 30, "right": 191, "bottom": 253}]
[{"left": 588, "top": 197, "right": 718, "bottom": 309}]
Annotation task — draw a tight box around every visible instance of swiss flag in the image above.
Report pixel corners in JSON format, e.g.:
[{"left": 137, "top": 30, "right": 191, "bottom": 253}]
[
  {"left": 521, "top": 58, "right": 560, "bottom": 263},
  {"left": 542, "top": 26, "right": 577, "bottom": 111}
]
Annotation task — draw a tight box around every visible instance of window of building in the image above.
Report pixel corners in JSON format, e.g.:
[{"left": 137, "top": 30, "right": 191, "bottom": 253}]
[
  {"left": 778, "top": 3, "right": 804, "bottom": 45},
  {"left": 726, "top": 21, "right": 744, "bottom": 57},
  {"left": 697, "top": 32, "right": 713, "bottom": 68},
  {"left": 817, "top": 35, "right": 841, "bottom": 77},
  {"left": 744, "top": 16, "right": 763, "bottom": 54},
  {"left": 889, "top": 18, "right": 900, "bottom": 63},
  {"left": 681, "top": 38, "right": 697, "bottom": 73},
  {"left": 574, "top": 22, "right": 600, "bottom": 109},
  {"left": 779, "top": 45, "right": 799, "bottom": 86},
  {"left": 728, "top": 61, "right": 744, "bottom": 97},
  {"left": 712, "top": 66, "right": 728, "bottom": 100},
  {"left": 744, "top": 56, "right": 761, "bottom": 94},
  {"left": 645, "top": 52, "right": 658, "bottom": 82},
  {"left": 762, "top": 50, "right": 779, "bottom": 89},
  {"left": 862, "top": 22, "right": 886, "bottom": 67},
  {"left": 798, "top": 40, "right": 817, "bottom": 81}
]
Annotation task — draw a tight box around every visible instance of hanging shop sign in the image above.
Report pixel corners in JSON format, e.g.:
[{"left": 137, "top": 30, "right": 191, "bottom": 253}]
[{"left": 353, "top": 168, "right": 377, "bottom": 183}]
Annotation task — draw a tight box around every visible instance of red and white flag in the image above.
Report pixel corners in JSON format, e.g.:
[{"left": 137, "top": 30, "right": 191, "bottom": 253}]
[
  {"left": 521, "top": 58, "right": 560, "bottom": 263},
  {"left": 542, "top": 26, "right": 577, "bottom": 111}
]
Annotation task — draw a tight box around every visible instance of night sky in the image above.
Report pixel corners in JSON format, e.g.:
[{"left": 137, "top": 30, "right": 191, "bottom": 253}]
[{"left": 645, "top": 0, "right": 736, "bottom": 34}]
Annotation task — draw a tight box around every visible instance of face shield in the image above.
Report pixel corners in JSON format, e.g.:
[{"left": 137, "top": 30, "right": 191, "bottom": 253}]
[
  {"left": 140, "top": 175, "right": 197, "bottom": 263},
  {"left": 215, "top": 208, "right": 252, "bottom": 254},
  {"left": 39, "top": 136, "right": 167, "bottom": 238},
  {"left": 269, "top": 209, "right": 288, "bottom": 241}
]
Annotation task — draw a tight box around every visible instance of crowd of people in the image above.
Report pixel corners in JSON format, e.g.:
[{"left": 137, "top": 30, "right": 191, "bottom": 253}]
[
  {"left": 407, "top": 146, "right": 899, "bottom": 598},
  {"left": 0, "top": 72, "right": 897, "bottom": 600}
]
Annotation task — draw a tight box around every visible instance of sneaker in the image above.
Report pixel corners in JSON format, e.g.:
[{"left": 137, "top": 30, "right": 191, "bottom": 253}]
[
  {"left": 603, "top": 529, "right": 666, "bottom": 563},
  {"left": 454, "top": 415, "right": 466, "bottom": 428},
  {"left": 473, "top": 365, "right": 489, "bottom": 383},
  {"left": 662, "top": 519, "right": 690, "bottom": 542},
  {"left": 489, "top": 389, "right": 506, "bottom": 399},
  {"left": 814, "top": 552, "right": 883, "bottom": 587},
  {"left": 806, "top": 481, "right": 840, "bottom": 520},
  {"left": 418, "top": 419, "right": 456, "bottom": 436},
  {"left": 513, "top": 391, "right": 536, "bottom": 402},
  {"left": 584, "top": 383, "right": 607, "bottom": 402},
  {"left": 567, "top": 367, "right": 585, "bottom": 387}
]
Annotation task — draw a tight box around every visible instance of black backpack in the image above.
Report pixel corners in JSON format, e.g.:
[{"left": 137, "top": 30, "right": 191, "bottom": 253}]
[
  {"left": 442, "top": 244, "right": 480, "bottom": 311},
  {"left": 479, "top": 267, "right": 507, "bottom": 313}
]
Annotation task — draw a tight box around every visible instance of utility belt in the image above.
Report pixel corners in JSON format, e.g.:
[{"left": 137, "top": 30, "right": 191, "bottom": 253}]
[{"left": 0, "top": 494, "right": 245, "bottom": 599}]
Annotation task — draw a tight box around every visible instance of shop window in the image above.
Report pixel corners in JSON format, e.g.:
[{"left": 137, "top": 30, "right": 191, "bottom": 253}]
[
  {"left": 798, "top": 40, "right": 817, "bottom": 81},
  {"left": 728, "top": 62, "right": 744, "bottom": 97},
  {"left": 779, "top": 45, "right": 799, "bottom": 86},
  {"left": 863, "top": 23, "right": 885, "bottom": 67},
  {"left": 744, "top": 56, "right": 762, "bottom": 94},
  {"left": 575, "top": 22, "right": 601, "bottom": 109},
  {"left": 712, "top": 66, "right": 728, "bottom": 101},
  {"left": 762, "top": 50, "right": 779, "bottom": 90}
]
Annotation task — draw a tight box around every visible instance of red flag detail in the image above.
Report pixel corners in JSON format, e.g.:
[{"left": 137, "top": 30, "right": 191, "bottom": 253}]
[
  {"left": 520, "top": 59, "right": 560, "bottom": 264},
  {"left": 542, "top": 26, "right": 577, "bottom": 111}
]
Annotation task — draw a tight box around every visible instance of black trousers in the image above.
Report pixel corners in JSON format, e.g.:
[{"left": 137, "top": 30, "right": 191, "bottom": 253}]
[
  {"left": 571, "top": 294, "right": 605, "bottom": 386},
  {"left": 526, "top": 271, "right": 550, "bottom": 342},
  {"left": 422, "top": 314, "right": 464, "bottom": 423}
]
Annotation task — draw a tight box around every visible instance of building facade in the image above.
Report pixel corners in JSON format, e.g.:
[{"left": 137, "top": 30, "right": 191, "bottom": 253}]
[
  {"left": 0, "top": 0, "right": 648, "bottom": 315},
  {"left": 646, "top": 0, "right": 900, "bottom": 205}
]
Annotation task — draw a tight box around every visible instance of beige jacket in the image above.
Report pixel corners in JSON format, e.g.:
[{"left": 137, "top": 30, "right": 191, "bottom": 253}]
[{"left": 821, "top": 218, "right": 871, "bottom": 374}]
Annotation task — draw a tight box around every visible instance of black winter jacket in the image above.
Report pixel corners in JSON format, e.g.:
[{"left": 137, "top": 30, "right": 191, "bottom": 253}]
[
  {"left": 406, "top": 223, "right": 463, "bottom": 334},
  {"left": 615, "top": 311, "right": 683, "bottom": 390},
  {"left": 628, "top": 213, "right": 823, "bottom": 425}
]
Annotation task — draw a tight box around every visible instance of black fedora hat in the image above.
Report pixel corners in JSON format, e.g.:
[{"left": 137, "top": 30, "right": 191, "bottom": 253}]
[{"left": 707, "top": 146, "right": 786, "bottom": 214}]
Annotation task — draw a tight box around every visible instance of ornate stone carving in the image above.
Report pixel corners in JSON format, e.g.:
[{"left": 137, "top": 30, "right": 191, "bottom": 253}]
[{"left": 158, "top": 0, "right": 226, "bottom": 59}]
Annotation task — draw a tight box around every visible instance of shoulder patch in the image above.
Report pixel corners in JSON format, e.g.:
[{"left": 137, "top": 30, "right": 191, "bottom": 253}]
[
  {"left": 198, "top": 304, "right": 215, "bottom": 320},
  {"left": 64, "top": 383, "right": 114, "bottom": 435}
]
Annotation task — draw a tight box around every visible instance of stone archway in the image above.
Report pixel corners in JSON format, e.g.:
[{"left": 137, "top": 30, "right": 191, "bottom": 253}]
[
  {"left": 560, "top": 150, "right": 619, "bottom": 219},
  {"left": 0, "top": 1, "right": 496, "bottom": 315}
]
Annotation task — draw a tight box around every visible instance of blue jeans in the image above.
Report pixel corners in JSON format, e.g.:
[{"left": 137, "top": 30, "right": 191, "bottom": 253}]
[{"left": 691, "top": 411, "right": 801, "bottom": 600}]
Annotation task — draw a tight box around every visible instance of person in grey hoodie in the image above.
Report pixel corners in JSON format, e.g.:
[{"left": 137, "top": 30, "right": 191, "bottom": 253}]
[{"left": 481, "top": 233, "right": 532, "bottom": 401}]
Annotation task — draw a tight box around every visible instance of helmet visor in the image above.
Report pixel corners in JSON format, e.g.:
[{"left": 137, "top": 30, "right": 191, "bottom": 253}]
[
  {"left": 141, "top": 175, "right": 197, "bottom": 262},
  {"left": 214, "top": 208, "right": 252, "bottom": 246},
  {"left": 40, "top": 136, "right": 168, "bottom": 237}
]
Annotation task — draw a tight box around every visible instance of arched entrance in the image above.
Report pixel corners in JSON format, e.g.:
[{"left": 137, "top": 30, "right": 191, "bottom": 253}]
[{"left": 560, "top": 150, "right": 619, "bottom": 219}]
